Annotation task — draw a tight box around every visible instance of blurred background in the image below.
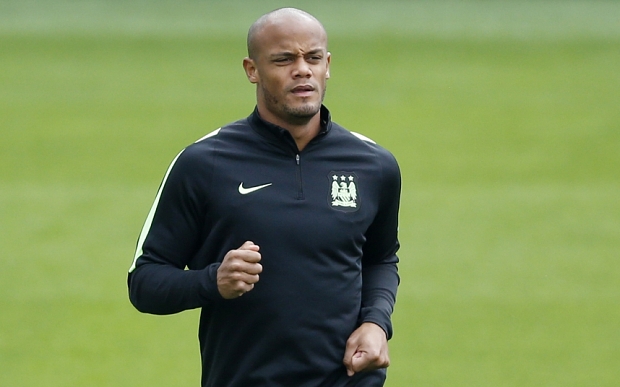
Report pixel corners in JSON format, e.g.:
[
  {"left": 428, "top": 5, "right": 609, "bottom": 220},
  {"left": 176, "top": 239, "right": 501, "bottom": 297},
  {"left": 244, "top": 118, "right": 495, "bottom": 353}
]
[{"left": 1, "top": 1, "right": 618, "bottom": 386}]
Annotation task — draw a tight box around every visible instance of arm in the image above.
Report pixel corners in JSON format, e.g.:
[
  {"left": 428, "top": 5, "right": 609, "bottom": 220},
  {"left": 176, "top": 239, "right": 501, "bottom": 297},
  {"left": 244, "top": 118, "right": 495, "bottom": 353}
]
[
  {"left": 127, "top": 148, "right": 221, "bottom": 314},
  {"left": 129, "top": 243, "right": 263, "bottom": 313},
  {"left": 360, "top": 150, "right": 401, "bottom": 338},
  {"left": 128, "top": 148, "right": 264, "bottom": 314},
  {"left": 344, "top": 151, "right": 401, "bottom": 375},
  {"left": 128, "top": 263, "right": 220, "bottom": 314}
]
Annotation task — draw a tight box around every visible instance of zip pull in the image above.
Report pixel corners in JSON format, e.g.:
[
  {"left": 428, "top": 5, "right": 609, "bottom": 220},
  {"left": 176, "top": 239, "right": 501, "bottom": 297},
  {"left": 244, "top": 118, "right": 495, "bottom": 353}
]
[{"left": 296, "top": 154, "right": 300, "bottom": 165}]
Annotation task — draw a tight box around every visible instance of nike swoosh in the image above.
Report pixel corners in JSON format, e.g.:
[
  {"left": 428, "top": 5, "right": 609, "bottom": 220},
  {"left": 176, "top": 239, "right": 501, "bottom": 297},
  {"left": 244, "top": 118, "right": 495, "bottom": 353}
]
[{"left": 238, "top": 182, "right": 272, "bottom": 195}]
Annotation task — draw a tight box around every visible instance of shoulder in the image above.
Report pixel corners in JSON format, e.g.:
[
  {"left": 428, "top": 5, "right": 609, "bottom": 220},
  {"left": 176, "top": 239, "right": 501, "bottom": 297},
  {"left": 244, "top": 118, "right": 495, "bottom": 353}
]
[
  {"left": 331, "top": 123, "right": 402, "bottom": 203},
  {"left": 177, "top": 117, "right": 251, "bottom": 162},
  {"left": 329, "top": 122, "right": 400, "bottom": 177},
  {"left": 190, "top": 117, "right": 250, "bottom": 149},
  {"left": 158, "top": 118, "right": 248, "bottom": 182}
]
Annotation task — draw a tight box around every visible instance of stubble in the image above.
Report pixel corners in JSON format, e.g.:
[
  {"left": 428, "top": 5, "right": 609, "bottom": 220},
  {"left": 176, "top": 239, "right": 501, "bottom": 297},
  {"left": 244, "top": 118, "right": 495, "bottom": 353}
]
[{"left": 261, "top": 83, "right": 326, "bottom": 125}]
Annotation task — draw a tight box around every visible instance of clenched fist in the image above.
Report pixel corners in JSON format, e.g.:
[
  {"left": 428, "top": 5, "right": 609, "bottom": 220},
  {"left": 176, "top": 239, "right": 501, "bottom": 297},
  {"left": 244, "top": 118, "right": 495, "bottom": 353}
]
[
  {"left": 343, "top": 322, "right": 390, "bottom": 376},
  {"left": 217, "top": 241, "right": 263, "bottom": 299}
]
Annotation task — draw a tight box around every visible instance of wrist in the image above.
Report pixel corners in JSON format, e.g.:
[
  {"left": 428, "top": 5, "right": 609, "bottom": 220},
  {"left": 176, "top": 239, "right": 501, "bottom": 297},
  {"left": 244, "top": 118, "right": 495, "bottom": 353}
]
[{"left": 199, "top": 263, "right": 225, "bottom": 302}]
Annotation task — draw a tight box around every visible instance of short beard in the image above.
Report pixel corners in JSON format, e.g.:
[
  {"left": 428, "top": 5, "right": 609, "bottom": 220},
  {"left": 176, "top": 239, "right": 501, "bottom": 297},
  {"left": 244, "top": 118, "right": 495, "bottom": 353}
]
[
  {"left": 281, "top": 103, "right": 321, "bottom": 124},
  {"left": 261, "top": 84, "right": 326, "bottom": 125}
]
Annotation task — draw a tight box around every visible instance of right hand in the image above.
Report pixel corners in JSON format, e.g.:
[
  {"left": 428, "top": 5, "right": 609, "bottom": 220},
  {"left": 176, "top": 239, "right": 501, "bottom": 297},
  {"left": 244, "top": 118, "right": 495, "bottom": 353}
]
[{"left": 217, "top": 241, "right": 262, "bottom": 299}]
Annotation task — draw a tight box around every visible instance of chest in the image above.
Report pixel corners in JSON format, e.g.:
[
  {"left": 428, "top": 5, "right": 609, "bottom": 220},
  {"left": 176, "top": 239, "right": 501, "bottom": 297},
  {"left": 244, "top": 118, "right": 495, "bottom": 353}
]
[{"left": 203, "top": 147, "right": 381, "bottom": 251}]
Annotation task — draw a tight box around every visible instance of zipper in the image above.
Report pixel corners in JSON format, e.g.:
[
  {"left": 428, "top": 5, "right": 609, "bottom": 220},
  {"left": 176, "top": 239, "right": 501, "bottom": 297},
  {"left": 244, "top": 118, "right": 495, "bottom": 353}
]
[{"left": 295, "top": 154, "right": 304, "bottom": 200}]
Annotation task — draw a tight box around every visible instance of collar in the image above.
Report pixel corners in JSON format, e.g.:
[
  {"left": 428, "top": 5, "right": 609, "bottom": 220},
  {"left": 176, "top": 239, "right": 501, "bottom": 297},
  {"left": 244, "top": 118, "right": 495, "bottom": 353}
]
[{"left": 248, "top": 105, "right": 332, "bottom": 150}]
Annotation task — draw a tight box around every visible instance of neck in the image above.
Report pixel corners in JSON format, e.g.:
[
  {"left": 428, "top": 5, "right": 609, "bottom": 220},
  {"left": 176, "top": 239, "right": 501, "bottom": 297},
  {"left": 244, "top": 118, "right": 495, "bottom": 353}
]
[{"left": 257, "top": 107, "right": 322, "bottom": 151}]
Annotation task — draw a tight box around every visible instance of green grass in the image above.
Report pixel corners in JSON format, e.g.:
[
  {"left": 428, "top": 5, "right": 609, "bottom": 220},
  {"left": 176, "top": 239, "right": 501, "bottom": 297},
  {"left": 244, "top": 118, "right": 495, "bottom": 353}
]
[{"left": 1, "top": 1, "right": 619, "bottom": 386}]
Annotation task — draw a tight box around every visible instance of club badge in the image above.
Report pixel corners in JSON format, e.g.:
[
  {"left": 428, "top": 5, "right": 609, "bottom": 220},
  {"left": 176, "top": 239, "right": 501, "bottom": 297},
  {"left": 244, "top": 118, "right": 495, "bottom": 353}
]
[{"left": 329, "top": 172, "right": 360, "bottom": 212}]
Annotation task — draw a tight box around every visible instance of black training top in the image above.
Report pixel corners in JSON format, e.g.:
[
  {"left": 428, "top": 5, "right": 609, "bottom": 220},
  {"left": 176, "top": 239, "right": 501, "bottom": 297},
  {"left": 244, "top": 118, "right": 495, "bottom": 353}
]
[{"left": 128, "top": 106, "right": 401, "bottom": 387}]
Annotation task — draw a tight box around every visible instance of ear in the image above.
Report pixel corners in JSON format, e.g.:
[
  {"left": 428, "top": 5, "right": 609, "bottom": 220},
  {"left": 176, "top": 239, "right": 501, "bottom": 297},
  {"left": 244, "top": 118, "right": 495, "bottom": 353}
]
[
  {"left": 243, "top": 57, "right": 259, "bottom": 84},
  {"left": 325, "top": 52, "right": 332, "bottom": 79}
]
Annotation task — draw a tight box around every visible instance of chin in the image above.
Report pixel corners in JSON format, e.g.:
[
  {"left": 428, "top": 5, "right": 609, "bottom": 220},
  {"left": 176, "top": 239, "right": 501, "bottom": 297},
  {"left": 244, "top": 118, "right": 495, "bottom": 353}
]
[{"left": 287, "top": 102, "right": 321, "bottom": 118}]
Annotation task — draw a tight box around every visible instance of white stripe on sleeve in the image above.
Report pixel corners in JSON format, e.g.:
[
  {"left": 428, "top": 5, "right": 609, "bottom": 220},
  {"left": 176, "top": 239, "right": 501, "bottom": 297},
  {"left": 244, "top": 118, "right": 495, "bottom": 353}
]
[
  {"left": 351, "top": 131, "right": 377, "bottom": 144},
  {"left": 128, "top": 150, "right": 184, "bottom": 273}
]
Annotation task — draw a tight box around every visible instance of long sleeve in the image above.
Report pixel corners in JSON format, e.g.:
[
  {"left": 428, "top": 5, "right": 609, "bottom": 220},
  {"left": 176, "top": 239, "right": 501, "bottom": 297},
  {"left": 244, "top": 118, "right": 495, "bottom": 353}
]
[
  {"left": 359, "top": 151, "right": 401, "bottom": 339},
  {"left": 129, "top": 263, "right": 221, "bottom": 315},
  {"left": 127, "top": 147, "right": 222, "bottom": 314}
]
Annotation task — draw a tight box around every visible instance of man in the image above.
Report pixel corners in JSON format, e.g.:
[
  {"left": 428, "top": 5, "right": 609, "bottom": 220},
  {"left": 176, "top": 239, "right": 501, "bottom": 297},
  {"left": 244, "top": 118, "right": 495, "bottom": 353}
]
[{"left": 128, "top": 7, "right": 401, "bottom": 387}]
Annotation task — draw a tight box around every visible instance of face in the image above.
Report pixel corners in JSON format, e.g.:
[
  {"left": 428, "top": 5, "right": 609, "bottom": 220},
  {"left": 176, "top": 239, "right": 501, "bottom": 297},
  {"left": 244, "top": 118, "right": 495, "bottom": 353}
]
[{"left": 244, "top": 16, "right": 331, "bottom": 127}]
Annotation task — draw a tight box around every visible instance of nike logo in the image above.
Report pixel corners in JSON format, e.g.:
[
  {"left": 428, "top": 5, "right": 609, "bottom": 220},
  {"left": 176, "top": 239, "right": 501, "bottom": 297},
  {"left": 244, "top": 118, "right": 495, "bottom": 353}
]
[{"left": 238, "top": 182, "right": 272, "bottom": 195}]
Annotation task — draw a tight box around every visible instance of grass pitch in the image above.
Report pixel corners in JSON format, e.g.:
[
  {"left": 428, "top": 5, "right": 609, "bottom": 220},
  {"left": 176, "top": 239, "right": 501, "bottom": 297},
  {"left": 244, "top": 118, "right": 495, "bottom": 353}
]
[{"left": 1, "top": 1, "right": 619, "bottom": 386}]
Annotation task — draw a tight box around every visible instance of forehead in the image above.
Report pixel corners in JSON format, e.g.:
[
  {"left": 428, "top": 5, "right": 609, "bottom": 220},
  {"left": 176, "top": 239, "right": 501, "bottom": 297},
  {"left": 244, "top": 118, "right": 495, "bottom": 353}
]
[{"left": 255, "top": 17, "right": 327, "bottom": 55}]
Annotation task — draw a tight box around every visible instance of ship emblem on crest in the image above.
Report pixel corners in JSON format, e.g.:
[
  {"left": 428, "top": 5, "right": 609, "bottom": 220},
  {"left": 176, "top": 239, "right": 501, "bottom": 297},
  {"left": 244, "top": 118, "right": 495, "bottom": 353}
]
[{"left": 329, "top": 172, "right": 360, "bottom": 212}]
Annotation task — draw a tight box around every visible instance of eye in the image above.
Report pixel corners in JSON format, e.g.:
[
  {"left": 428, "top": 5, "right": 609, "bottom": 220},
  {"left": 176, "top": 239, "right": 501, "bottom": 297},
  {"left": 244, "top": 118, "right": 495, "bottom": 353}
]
[{"left": 274, "top": 57, "right": 293, "bottom": 64}]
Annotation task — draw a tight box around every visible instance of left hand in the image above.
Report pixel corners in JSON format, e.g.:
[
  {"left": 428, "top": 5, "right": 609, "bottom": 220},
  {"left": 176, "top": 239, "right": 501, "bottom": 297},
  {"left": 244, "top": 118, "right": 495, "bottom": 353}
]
[{"left": 343, "top": 322, "right": 390, "bottom": 377}]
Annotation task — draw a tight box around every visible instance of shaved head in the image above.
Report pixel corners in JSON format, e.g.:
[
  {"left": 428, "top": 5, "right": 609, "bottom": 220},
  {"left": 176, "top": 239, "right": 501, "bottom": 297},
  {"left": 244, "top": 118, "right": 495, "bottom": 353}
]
[
  {"left": 247, "top": 8, "right": 327, "bottom": 59},
  {"left": 242, "top": 7, "right": 331, "bottom": 136}
]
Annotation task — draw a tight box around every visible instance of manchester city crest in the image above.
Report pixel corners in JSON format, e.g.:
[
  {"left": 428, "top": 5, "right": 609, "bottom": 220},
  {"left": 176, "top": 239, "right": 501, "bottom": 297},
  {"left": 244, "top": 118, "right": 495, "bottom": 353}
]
[{"left": 328, "top": 172, "right": 360, "bottom": 212}]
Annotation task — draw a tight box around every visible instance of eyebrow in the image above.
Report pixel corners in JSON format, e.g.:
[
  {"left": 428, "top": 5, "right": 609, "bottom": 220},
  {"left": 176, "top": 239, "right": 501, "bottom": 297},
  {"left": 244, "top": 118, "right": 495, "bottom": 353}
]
[{"left": 270, "top": 49, "right": 325, "bottom": 58}]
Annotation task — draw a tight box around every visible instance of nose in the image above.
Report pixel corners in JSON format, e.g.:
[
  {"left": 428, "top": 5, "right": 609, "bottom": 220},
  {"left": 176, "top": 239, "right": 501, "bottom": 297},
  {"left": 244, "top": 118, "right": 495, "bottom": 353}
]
[{"left": 293, "top": 58, "right": 312, "bottom": 78}]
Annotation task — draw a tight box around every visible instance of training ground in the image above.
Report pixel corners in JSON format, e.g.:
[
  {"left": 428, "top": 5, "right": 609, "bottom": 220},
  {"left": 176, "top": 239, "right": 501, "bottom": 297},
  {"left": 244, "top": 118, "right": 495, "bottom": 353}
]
[{"left": 1, "top": 1, "right": 619, "bottom": 386}]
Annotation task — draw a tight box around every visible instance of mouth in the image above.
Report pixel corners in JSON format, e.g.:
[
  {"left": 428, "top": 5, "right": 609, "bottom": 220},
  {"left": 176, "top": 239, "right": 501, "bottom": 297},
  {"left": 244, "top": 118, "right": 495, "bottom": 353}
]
[{"left": 291, "top": 84, "right": 316, "bottom": 97}]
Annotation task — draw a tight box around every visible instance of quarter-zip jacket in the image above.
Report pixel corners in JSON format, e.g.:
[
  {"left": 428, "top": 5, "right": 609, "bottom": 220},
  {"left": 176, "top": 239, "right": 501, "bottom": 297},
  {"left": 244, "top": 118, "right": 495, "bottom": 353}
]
[{"left": 128, "top": 106, "right": 401, "bottom": 387}]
